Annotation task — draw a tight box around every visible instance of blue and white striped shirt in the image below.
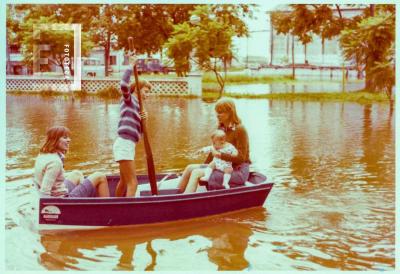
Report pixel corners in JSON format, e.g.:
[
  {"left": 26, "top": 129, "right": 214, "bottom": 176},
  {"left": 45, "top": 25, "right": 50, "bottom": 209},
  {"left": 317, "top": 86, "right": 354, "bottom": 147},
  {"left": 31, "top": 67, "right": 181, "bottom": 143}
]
[{"left": 118, "top": 68, "right": 142, "bottom": 143}]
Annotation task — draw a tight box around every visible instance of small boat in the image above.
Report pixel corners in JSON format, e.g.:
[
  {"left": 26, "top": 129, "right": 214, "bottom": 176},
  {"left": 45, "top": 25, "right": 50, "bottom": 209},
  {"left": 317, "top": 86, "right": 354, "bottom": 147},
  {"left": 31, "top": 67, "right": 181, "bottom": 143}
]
[{"left": 37, "top": 172, "right": 273, "bottom": 232}]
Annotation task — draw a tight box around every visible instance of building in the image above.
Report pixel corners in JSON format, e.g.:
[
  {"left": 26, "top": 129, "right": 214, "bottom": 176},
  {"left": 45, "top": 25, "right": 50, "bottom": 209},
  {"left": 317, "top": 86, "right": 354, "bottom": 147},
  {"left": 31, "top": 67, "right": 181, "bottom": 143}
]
[{"left": 267, "top": 7, "right": 364, "bottom": 67}]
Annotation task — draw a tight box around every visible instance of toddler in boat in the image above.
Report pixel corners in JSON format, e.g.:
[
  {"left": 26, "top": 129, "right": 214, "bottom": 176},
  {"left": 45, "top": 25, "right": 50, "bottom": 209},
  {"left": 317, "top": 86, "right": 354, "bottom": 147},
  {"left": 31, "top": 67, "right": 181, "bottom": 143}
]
[{"left": 198, "top": 129, "right": 238, "bottom": 189}]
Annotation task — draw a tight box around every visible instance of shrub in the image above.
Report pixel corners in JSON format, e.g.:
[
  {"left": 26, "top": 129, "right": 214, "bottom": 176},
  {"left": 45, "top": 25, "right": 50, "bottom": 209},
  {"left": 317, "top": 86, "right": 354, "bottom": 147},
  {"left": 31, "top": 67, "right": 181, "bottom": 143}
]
[{"left": 97, "top": 86, "right": 120, "bottom": 98}]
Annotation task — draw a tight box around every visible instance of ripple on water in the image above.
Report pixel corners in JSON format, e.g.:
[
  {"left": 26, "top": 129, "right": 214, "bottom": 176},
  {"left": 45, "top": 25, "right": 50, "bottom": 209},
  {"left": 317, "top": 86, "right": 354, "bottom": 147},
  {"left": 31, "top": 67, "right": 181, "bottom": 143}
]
[{"left": 5, "top": 96, "right": 394, "bottom": 270}]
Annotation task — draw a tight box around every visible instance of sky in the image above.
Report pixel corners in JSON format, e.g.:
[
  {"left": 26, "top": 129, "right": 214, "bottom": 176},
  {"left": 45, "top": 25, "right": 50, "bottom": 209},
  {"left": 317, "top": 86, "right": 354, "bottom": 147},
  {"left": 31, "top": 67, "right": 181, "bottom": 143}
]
[{"left": 234, "top": 3, "right": 279, "bottom": 61}]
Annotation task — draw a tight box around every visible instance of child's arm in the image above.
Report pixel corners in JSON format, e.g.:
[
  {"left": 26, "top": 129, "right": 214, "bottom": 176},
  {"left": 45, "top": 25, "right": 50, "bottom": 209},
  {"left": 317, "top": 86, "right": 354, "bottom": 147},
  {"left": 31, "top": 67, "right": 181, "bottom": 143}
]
[
  {"left": 120, "top": 68, "right": 132, "bottom": 103},
  {"left": 197, "top": 145, "right": 212, "bottom": 154},
  {"left": 120, "top": 56, "right": 136, "bottom": 103}
]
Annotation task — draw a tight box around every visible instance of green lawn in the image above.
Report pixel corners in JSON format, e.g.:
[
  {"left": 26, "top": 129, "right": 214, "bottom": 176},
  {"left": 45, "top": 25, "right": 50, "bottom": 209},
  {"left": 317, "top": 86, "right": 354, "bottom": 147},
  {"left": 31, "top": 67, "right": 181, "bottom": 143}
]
[{"left": 202, "top": 90, "right": 392, "bottom": 104}]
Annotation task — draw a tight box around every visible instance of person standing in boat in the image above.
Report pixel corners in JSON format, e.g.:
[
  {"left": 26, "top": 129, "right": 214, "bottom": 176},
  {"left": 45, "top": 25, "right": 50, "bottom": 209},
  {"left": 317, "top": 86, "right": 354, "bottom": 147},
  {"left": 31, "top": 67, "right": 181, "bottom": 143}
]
[
  {"left": 178, "top": 98, "right": 251, "bottom": 193},
  {"left": 113, "top": 55, "right": 152, "bottom": 197},
  {"left": 33, "top": 126, "right": 110, "bottom": 197}
]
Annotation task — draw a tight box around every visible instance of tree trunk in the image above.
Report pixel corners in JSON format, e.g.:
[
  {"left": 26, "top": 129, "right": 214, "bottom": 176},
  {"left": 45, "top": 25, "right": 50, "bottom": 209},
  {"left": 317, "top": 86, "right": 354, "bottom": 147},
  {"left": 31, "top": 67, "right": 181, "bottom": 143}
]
[
  {"left": 214, "top": 69, "right": 224, "bottom": 99},
  {"left": 68, "top": 59, "right": 74, "bottom": 76},
  {"left": 105, "top": 32, "right": 111, "bottom": 77},
  {"left": 364, "top": 68, "right": 374, "bottom": 91},
  {"left": 304, "top": 43, "right": 307, "bottom": 64},
  {"left": 286, "top": 34, "right": 290, "bottom": 61},
  {"left": 370, "top": 4, "right": 375, "bottom": 16}
]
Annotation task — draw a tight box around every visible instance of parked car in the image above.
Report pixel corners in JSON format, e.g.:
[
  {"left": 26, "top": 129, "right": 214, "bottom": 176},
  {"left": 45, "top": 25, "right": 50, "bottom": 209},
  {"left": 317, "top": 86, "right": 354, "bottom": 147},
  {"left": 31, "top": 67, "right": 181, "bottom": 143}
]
[{"left": 137, "top": 58, "right": 170, "bottom": 74}]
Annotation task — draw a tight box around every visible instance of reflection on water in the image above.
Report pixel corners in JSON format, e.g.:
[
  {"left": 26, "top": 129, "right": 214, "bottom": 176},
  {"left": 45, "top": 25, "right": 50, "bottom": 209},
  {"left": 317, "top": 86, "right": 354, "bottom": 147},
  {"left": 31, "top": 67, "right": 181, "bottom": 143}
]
[
  {"left": 38, "top": 208, "right": 263, "bottom": 271},
  {"left": 5, "top": 95, "right": 395, "bottom": 270}
]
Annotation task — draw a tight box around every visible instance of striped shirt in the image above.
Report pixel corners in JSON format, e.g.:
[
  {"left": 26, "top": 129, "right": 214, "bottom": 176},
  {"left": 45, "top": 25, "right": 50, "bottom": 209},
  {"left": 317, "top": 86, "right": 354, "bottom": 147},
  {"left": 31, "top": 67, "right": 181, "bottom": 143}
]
[{"left": 118, "top": 68, "right": 142, "bottom": 143}]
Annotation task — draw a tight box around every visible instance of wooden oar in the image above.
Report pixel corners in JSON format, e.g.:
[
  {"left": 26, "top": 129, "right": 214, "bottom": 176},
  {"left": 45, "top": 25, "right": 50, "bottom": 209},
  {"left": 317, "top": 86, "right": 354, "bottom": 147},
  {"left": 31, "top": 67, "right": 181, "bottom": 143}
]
[{"left": 128, "top": 37, "right": 158, "bottom": 195}]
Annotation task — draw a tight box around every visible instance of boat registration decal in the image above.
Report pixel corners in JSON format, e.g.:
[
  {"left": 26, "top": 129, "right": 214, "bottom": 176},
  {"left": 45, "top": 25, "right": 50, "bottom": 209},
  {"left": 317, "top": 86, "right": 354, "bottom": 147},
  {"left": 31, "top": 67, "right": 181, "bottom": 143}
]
[{"left": 41, "top": 205, "right": 61, "bottom": 221}]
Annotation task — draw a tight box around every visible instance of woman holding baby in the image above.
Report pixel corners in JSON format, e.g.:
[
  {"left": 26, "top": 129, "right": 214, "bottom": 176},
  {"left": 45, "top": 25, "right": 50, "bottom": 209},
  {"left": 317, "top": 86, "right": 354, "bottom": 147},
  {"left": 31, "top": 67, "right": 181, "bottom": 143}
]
[{"left": 177, "top": 98, "right": 251, "bottom": 193}]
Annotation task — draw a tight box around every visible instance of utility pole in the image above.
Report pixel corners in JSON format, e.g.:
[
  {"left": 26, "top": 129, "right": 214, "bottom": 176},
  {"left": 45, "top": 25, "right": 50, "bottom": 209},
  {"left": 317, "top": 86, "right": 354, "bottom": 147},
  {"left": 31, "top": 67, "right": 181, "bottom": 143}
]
[{"left": 292, "top": 34, "right": 295, "bottom": 79}]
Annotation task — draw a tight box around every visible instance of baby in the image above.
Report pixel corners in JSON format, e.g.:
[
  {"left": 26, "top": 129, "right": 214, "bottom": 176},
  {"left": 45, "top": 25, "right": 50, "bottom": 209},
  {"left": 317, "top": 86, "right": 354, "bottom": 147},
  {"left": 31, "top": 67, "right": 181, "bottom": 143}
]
[{"left": 199, "top": 129, "right": 238, "bottom": 189}]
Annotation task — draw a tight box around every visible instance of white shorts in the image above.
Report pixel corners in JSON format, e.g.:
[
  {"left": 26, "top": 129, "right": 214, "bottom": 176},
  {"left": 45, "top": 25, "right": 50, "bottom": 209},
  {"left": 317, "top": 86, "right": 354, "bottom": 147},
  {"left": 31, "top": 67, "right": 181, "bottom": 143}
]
[{"left": 113, "top": 137, "right": 136, "bottom": 162}]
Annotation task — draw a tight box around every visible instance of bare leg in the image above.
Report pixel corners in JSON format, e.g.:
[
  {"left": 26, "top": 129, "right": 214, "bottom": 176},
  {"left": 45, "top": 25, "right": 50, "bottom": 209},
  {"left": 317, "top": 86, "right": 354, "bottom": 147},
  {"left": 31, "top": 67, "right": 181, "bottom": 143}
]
[
  {"left": 177, "top": 164, "right": 204, "bottom": 193},
  {"left": 116, "top": 160, "right": 138, "bottom": 197},
  {"left": 184, "top": 168, "right": 205, "bottom": 194},
  {"left": 87, "top": 172, "right": 110, "bottom": 197},
  {"left": 65, "top": 170, "right": 84, "bottom": 185},
  {"left": 200, "top": 166, "right": 213, "bottom": 181}
]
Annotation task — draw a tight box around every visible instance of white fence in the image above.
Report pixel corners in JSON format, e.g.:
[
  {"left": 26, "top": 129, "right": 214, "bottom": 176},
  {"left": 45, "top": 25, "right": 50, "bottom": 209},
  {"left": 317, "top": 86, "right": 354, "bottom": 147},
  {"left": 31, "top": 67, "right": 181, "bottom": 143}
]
[{"left": 6, "top": 75, "right": 202, "bottom": 97}]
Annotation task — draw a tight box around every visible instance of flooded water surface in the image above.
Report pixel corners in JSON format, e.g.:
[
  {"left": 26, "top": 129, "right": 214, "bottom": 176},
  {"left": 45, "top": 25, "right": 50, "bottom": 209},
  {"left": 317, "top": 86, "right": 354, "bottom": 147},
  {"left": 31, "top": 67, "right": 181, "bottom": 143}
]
[{"left": 5, "top": 95, "right": 395, "bottom": 270}]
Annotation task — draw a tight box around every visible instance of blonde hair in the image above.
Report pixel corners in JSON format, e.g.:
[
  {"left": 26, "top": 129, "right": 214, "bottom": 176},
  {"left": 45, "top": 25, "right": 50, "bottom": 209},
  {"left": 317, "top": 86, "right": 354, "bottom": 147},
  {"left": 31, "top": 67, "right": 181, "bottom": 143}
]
[
  {"left": 40, "top": 126, "right": 70, "bottom": 154},
  {"left": 130, "top": 80, "right": 152, "bottom": 94},
  {"left": 211, "top": 129, "right": 226, "bottom": 142},
  {"left": 215, "top": 98, "right": 241, "bottom": 126}
]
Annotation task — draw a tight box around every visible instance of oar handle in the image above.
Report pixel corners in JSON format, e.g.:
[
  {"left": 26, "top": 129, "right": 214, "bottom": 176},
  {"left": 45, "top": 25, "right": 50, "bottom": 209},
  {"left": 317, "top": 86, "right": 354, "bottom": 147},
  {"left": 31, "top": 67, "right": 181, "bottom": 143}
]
[
  {"left": 128, "top": 37, "right": 158, "bottom": 195},
  {"left": 128, "top": 37, "right": 135, "bottom": 55}
]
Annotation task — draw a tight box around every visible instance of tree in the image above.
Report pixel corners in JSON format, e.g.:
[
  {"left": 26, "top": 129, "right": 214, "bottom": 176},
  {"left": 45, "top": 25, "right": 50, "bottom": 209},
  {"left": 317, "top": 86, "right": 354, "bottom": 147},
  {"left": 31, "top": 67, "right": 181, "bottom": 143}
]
[
  {"left": 340, "top": 6, "right": 395, "bottom": 99},
  {"left": 271, "top": 4, "right": 348, "bottom": 78},
  {"left": 90, "top": 4, "right": 125, "bottom": 77},
  {"left": 114, "top": 4, "right": 197, "bottom": 62},
  {"left": 6, "top": 5, "right": 20, "bottom": 74},
  {"left": 165, "top": 4, "right": 253, "bottom": 98},
  {"left": 18, "top": 16, "right": 93, "bottom": 76},
  {"left": 270, "top": 4, "right": 395, "bottom": 93},
  {"left": 164, "top": 23, "right": 194, "bottom": 77},
  {"left": 12, "top": 4, "right": 96, "bottom": 75}
]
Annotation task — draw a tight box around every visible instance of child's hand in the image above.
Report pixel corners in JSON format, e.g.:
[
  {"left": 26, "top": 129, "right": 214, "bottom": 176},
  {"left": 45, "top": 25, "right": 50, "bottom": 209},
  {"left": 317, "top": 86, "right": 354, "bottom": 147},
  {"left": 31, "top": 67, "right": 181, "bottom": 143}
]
[
  {"left": 197, "top": 146, "right": 211, "bottom": 154},
  {"left": 139, "top": 111, "right": 147, "bottom": 120},
  {"left": 194, "top": 146, "right": 211, "bottom": 156},
  {"left": 211, "top": 146, "right": 221, "bottom": 158}
]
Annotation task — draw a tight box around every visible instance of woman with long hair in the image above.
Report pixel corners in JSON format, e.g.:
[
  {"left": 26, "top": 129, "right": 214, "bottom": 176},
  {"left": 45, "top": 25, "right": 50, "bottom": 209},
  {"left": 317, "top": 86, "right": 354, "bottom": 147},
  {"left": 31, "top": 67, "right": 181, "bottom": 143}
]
[
  {"left": 33, "top": 126, "right": 110, "bottom": 197},
  {"left": 178, "top": 98, "right": 251, "bottom": 193}
]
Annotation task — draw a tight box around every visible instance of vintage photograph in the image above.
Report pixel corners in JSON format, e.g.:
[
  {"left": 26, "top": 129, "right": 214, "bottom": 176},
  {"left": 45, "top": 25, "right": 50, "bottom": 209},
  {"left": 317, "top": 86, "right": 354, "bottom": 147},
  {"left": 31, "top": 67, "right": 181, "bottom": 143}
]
[{"left": 4, "top": 1, "right": 395, "bottom": 271}]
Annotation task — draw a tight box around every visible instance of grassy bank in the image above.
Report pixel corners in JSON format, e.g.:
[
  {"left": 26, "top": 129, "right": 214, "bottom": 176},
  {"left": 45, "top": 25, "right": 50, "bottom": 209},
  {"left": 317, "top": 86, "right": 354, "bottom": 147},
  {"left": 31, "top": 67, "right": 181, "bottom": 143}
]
[
  {"left": 202, "top": 72, "right": 294, "bottom": 84},
  {"left": 202, "top": 90, "right": 392, "bottom": 104}
]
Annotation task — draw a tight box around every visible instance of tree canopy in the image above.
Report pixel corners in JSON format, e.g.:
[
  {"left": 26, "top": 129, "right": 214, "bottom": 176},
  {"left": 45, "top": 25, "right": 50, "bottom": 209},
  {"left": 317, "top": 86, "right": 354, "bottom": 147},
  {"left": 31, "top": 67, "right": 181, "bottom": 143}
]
[
  {"left": 340, "top": 6, "right": 395, "bottom": 96},
  {"left": 165, "top": 4, "right": 253, "bottom": 98},
  {"left": 271, "top": 4, "right": 395, "bottom": 94}
]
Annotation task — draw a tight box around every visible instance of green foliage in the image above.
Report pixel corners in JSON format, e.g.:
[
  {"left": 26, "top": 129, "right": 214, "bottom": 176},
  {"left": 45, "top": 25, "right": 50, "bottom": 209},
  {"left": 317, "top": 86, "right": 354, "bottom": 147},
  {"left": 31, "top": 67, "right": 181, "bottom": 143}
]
[
  {"left": 13, "top": 5, "right": 94, "bottom": 75},
  {"left": 202, "top": 72, "right": 292, "bottom": 84},
  {"left": 271, "top": 5, "right": 346, "bottom": 44},
  {"left": 114, "top": 5, "right": 188, "bottom": 56},
  {"left": 6, "top": 5, "right": 20, "bottom": 43},
  {"left": 271, "top": 4, "right": 395, "bottom": 94},
  {"left": 165, "top": 23, "right": 194, "bottom": 76},
  {"left": 340, "top": 8, "right": 395, "bottom": 93},
  {"left": 203, "top": 90, "right": 391, "bottom": 103},
  {"left": 166, "top": 4, "right": 253, "bottom": 97}
]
